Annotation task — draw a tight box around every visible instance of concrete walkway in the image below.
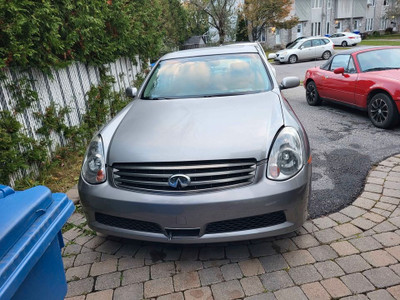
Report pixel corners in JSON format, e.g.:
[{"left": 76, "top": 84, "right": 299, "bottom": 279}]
[{"left": 63, "top": 154, "right": 400, "bottom": 300}]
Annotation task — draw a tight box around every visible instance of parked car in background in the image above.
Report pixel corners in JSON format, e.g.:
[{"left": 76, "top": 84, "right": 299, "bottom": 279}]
[
  {"left": 304, "top": 46, "right": 400, "bottom": 128},
  {"left": 78, "top": 44, "right": 312, "bottom": 244},
  {"left": 329, "top": 32, "right": 361, "bottom": 47},
  {"left": 286, "top": 36, "right": 307, "bottom": 48},
  {"left": 269, "top": 37, "right": 334, "bottom": 64}
]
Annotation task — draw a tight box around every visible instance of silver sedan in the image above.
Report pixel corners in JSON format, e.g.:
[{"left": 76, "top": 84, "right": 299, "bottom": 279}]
[{"left": 78, "top": 44, "right": 312, "bottom": 243}]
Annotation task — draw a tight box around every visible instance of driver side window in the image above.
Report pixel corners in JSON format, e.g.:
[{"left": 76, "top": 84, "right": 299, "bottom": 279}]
[
  {"left": 330, "top": 55, "right": 350, "bottom": 71},
  {"left": 301, "top": 41, "right": 312, "bottom": 49}
]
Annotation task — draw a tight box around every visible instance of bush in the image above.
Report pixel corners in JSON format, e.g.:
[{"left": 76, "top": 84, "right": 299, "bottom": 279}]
[{"left": 385, "top": 27, "right": 394, "bottom": 34}]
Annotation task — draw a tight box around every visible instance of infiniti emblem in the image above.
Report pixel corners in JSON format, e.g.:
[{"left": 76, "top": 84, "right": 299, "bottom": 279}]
[{"left": 168, "top": 174, "right": 191, "bottom": 189}]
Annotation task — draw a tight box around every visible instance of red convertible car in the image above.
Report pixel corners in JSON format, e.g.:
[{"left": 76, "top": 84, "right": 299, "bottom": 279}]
[{"left": 304, "top": 46, "right": 400, "bottom": 129}]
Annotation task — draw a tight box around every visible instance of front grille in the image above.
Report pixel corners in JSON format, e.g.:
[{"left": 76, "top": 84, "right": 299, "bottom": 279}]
[
  {"left": 205, "top": 211, "right": 286, "bottom": 234},
  {"left": 112, "top": 159, "right": 257, "bottom": 193},
  {"left": 95, "top": 213, "right": 162, "bottom": 233}
]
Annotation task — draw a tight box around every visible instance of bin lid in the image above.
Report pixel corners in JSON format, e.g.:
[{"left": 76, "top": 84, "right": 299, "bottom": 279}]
[{"left": 0, "top": 186, "right": 53, "bottom": 259}]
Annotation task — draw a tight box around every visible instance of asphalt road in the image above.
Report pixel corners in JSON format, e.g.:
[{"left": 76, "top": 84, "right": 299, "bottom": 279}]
[{"left": 274, "top": 60, "right": 400, "bottom": 218}]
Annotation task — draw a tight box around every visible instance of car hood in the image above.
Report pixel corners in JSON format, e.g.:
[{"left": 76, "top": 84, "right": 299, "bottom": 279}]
[{"left": 107, "top": 92, "right": 284, "bottom": 164}]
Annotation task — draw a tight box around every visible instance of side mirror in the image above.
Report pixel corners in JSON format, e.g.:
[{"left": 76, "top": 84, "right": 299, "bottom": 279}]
[
  {"left": 280, "top": 76, "right": 300, "bottom": 90},
  {"left": 268, "top": 53, "right": 277, "bottom": 59},
  {"left": 333, "top": 67, "right": 345, "bottom": 74},
  {"left": 125, "top": 86, "right": 137, "bottom": 98}
]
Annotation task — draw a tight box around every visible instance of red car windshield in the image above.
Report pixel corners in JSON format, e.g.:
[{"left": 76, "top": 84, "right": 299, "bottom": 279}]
[{"left": 358, "top": 48, "right": 400, "bottom": 72}]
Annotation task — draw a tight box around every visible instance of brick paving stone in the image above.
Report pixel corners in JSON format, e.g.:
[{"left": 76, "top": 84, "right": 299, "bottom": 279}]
[
  {"left": 114, "top": 244, "right": 140, "bottom": 257},
  {"left": 329, "top": 212, "right": 352, "bottom": 224},
  {"left": 64, "top": 244, "right": 82, "bottom": 256},
  {"left": 86, "top": 289, "right": 113, "bottom": 300},
  {"left": 387, "top": 176, "right": 400, "bottom": 183},
  {"left": 390, "top": 263, "right": 400, "bottom": 276},
  {"left": 157, "top": 292, "right": 184, "bottom": 300},
  {"left": 63, "top": 228, "right": 83, "bottom": 241},
  {"left": 226, "top": 245, "right": 250, "bottom": 259},
  {"left": 374, "top": 232, "right": 400, "bottom": 247},
  {"left": 384, "top": 188, "right": 400, "bottom": 199},
  {"left": 385, "top": 181, "right": 400, "bottom": 190},
  {"left": 388, "top": 285, "right": 400, "bottom": 299},
  {"left": 113, "top": 283, "right": 143, "bottom": 300},
  {"left": 63, "top": 256, "right": 76, "bottom": 269},
  {"left": 361, "top": 191, "right": 381, "bottom": 201},
  {"left": 361, "top": 250, "right": 397, "bottom": 267},
  {"left": 283, "top": 250, "right": 315, "bottom": 267},
  {"left": 118, "top": 257, "right": 144, "bottom": 271},
  {"left": 95, "top": 240, "right": 122, "bottom": 255},
  {"left": 66, "top": 264, "right": 91, "bottom": 281},
  {"left": 95, "top": 272, "right": 121, "bottom": 291},
  {"left": 260, "top": 270, "right": 294, "bottom": 291},
  {"left": 365, "top": 183, "right": 384, "bottom": 193},
  {"left": 240, "top": 276, "right": 264, "bottom": 296},
  {"left": 163, "top": 246, "right": 182, "bottom": 261},
  {"left": 288, "top": 265, "right": 322, "bottom": 285},
  {"left": 134, "top": 246, "right": 155, "bottom": 260},
  {"left": 308, "top": 245, "right": 338, "bottom": 261},
  {"left": 84, "top": 236, "right": 106, "bottom": 249},
  {"left": 367, "top": 176, "right": 385, "bottom": 185},
  {"left": 364, "top": 212, "right": 386, "bottom": 223},
  {"left": 151, "top": 262, "right": 175, "bottom": 279},
  {"left": 363, "top": 267, "right": 400, "bottom": 288},
  {"left": 203, "top": 259, "right": 230, "bottom": 268},
  {"left": 144, "top": 277, "right": 173, "bottom": 298},
  {"left": 65, "top": 296, "right": 85, "bottom": 300},
  {"left": 238, "top": 259, "right": 265, "bottom": 276},
  {"left": 321, "top": 278, "right": 351, "bottom": 298},
  {"left": 249, "top": 242, "right": 277, "bottom": 257},
  {"left": 80, "top": 247, "right": 92, "bottom": 254},
  {"left": 350, "top": 236, "right": 383, "bottom": 252},
  {"left": 375, "top": 202, "right": 397, "bottom": 212},
  {"left": 199, "top": 246, "right": 225, "bottom": 260},
  {"left": 314, "top": 260, "right": 345, "bottom": 278},
  {"left": 367, "top": 289, "right": 396, "bottom": 300},
  {"left": 221, "top": 263, "right": 243, "bottom": 280},
  {"left": 259, "top": 254, "right": 288, "bottom": 273},
  {"left": 173, "top": 271, "right": 200, "bottom": 292},
  {"left": 386, "top": 245, "right": 400, "bottom": 260},
  {"left": 100, "top": 254, "right": 119, "bottom": 262},
  {"left": 302, "top": 221, "right": 319, "bottom": 233},
  {"left": 176, "top": 260, "right": 203, "bottom": 273},
  {"left": 121, "top": 266, "right": 149, "bottom": 285},
  {"left": 353, "top": 198, "right": 377, "bottom": 210},
  {"left": 313, "top": 217, "right": 338, "bottom": 229},
  {"left": 392, "top": 208, "right": 400, "bottom": 218},
  {"left": 274, "top": 286, "right": 307, "bottom": 300},
  {"left": 74, "top": 252, "right": 101, "bottom": 267},
  {"left": 341, "top": 206, "right": 367, "bottom": 219},
  {"left": 244, "top": 293, "right": 277, "bottom": 300},
  {"left": 351, "top": 217, "right": 376, "bottom": 230},
  {"left": 272, "top": 239, "right": 297, "bottom": 253},
  {"left": 331, "top": 241, "right": 360, "bottom": 256},
  {"left": 66, "top": 277, "right": 95, "bottom": 297},
  {"left": 90, "top": 258, "right": 117, "bottom": 276},
  {"left": 382, "top": 196, "right": 400, "bottom": 205},
  {"left": 336, "top": 255, "right": 371, "bottom": 273},
  {"left": 301, "top": 282, "right": 330, "bottom": 300},
  {"left": 291, "top": 234, "right": 319, "bottom": 249},
  {"left": 374, "top": 221, "right": 397, "bottom": 233},
  {"left": 199, "top": 267, "right": 224, "bottom": 286},
  {"left": 211, "top": 279, "right": 245, "bottom": 300},
  {"left": 372, "top": 208, "right": 392, "bottom": 218},
  {"left": 341, "top": 295, "right": 369, "bottom": 300},
  {"left": 334, "top": 223, "right": 363, "bottom": 237},
  {"left": 74, "top": 235, "right": 94, "bottom": 246},
  {"left": 370, "top": 170, "right": 388, "bottom": 179},
  {"left": 184, "top": 287, "right": 213, "bottom": 300},
  {"left": 341, "top": 273, "right": 375, "bottom": 293},
  {"left": 314, "top": 228, "right": 343, "bottom": 244},
  {"left": 388, "top": 216, "right": 400, "bottom": 227}
]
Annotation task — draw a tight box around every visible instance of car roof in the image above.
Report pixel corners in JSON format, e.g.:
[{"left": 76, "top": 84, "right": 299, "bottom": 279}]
[
  {"left": 334, "top": 46, "right": 400, "bottom": 56},
  {"left": 161, "top": 44, "right": 259, "bottom": 60}
]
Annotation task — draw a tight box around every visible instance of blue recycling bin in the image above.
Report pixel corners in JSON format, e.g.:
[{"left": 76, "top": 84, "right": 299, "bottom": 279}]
[{"left": 0, "top": 185, "right": 74, "bottom": 300}]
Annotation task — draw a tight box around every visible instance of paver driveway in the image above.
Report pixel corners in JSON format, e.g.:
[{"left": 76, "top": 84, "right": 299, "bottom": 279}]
[{"left": 63, "top": 154, "right": 400, "bottom": 299}]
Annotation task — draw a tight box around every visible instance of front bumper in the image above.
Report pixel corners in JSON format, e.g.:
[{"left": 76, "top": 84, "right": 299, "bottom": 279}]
[{"left": 78, "top": 162, "right": 311, "bottom": 244}]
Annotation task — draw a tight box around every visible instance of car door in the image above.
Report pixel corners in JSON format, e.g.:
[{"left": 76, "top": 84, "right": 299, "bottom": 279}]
[
  {"left": 311, "top": 39, "right": 324, "bottom": 58},
  {"left": 321, "top": 54, "right": 359, "bottom": 104},
  {"left": 298, "top": 40, "right": 314, "bottom": 60}
]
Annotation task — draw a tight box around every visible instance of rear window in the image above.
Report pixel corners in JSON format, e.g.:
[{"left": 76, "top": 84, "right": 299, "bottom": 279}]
[{"left": 142, "top": 53, "right": 272, "bottom": 99}]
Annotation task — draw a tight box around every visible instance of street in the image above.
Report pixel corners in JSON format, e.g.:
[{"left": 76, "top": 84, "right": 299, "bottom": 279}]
[{"left": 275, "top": 59, "right": 400, "bottom": 217}]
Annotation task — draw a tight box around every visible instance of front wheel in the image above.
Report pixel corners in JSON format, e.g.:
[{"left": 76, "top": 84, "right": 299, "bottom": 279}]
[
  {"left": 306, "top": 81, "right": 322, "bottom": 106},
  {"left": 341, "top": 41, "right": 348, "bottom": 47},
  {"left": 322, "top": 51, "right": 331, "bottom": 60},
  {"left": 288, "top": 55, "right": 298, "bottom": 64},
  {"left": 368, "top": 93, "right": 398, "bottom": 129}
]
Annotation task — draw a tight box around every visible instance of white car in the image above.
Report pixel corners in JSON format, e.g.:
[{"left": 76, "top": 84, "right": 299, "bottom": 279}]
[
  {"left": 269, "top": 37, "right": 334, "bottom": 64},
  {"left": 329, "top": 32, "right": 362, "bottom": 47}
]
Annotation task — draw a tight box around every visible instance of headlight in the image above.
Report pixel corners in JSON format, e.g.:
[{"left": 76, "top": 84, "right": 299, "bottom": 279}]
[
  {"left": 82, "top": 135, "right": 106, "bottom": 184},
  {"left": 267, "top": 127, "right": 305, "bottom": 180}
]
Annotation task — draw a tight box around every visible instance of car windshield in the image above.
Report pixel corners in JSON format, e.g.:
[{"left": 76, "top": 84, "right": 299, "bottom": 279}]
[
  {"left": 287, "top": 40, "right": 302, "bottom": 49},
  {"left": 142, "top": 53, "right": 271, "bottom": 99},
  {"left": 358, "top": 48, "right": 400, "bottom": 72}
]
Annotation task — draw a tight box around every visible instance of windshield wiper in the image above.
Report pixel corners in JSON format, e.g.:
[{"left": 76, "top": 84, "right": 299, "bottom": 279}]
[{"left": 364, "top": 67, "right": 400, "bottom": 72}]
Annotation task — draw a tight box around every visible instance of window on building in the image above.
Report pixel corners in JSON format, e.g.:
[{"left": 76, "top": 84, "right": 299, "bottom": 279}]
[
  {"left": 365, "top": 18, "right": 373, "bottom": 31},
  {"left": 312, "top": 22, "right": 321, "bottom": 36},
  {"left": 312, "top": 0, "right": 322, "bottom": 8},
  {"left": 354, "top": 20, "right": 360, "bottom": 29},
  {"left": 381, "top": 17, "right": 388, "bottom": 29},
  {"left": 384, "top": 0, "right": 389, "bottom": 5},
  {"left": 327, "top": 0, "right": 331, "bottom": 9},
  {"left": 326, "top": 22, "right": 330, "bottom": 34}
]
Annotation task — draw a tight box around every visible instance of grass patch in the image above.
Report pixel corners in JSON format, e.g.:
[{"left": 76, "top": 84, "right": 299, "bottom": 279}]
[
  {"left": 360, "top": 40, "right": 400, "bottom": 46},
  {"left": 366, "top": 33, "right": 400, "bottom": 40}
]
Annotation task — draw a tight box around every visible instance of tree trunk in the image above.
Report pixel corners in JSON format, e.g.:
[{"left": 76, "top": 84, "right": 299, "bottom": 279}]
[{"left": 219, "top": 30, "right": 225, "bottom": 44}]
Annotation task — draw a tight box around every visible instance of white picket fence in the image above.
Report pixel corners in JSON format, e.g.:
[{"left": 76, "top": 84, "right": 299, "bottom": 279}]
[{"left": 0, "top": 57, "right": 141, "bottom": 185}]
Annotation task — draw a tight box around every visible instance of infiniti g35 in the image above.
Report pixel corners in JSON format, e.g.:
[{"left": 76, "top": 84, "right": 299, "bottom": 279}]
[{"left": 78, "top": 44, "right": 312, "bottom": 243}]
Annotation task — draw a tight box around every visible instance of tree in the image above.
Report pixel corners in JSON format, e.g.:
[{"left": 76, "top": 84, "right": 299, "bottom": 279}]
[
  {"left": 236, "top": 13, "right": 249, "bottom": 41},
  {"left": 183, "top": 2, "right": 209, "bottom": 37},
  {"left": 189, "top": 0, "right": 237, "bottom": 44},
  {"left": 242, "top": 0, "right": 298, "bottom": 42}
]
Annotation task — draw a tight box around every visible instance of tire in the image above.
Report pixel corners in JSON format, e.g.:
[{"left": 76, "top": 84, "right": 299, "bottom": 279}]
[
  {"left": 322, "top": 51, "right": 331, "bottom": 60},
  {"left": 341, "top": 41, "right": 348, "bottom": 47},
  {"left": 288, "top": 55, "right": 298, "bottom": 64},
  {"left": 368, "top": 93, "right": 398, "bottom": 129},
  {"left": 306, "top": 81, "right": 322, "bottom": 106}
]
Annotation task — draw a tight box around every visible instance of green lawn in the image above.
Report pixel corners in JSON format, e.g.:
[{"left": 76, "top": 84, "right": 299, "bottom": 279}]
[
  {"left": 365, "top": 33, "right": 400, "bottom": 40},
  {"left": 360, "top": 40, "right": 400, "bottom": 46}
]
